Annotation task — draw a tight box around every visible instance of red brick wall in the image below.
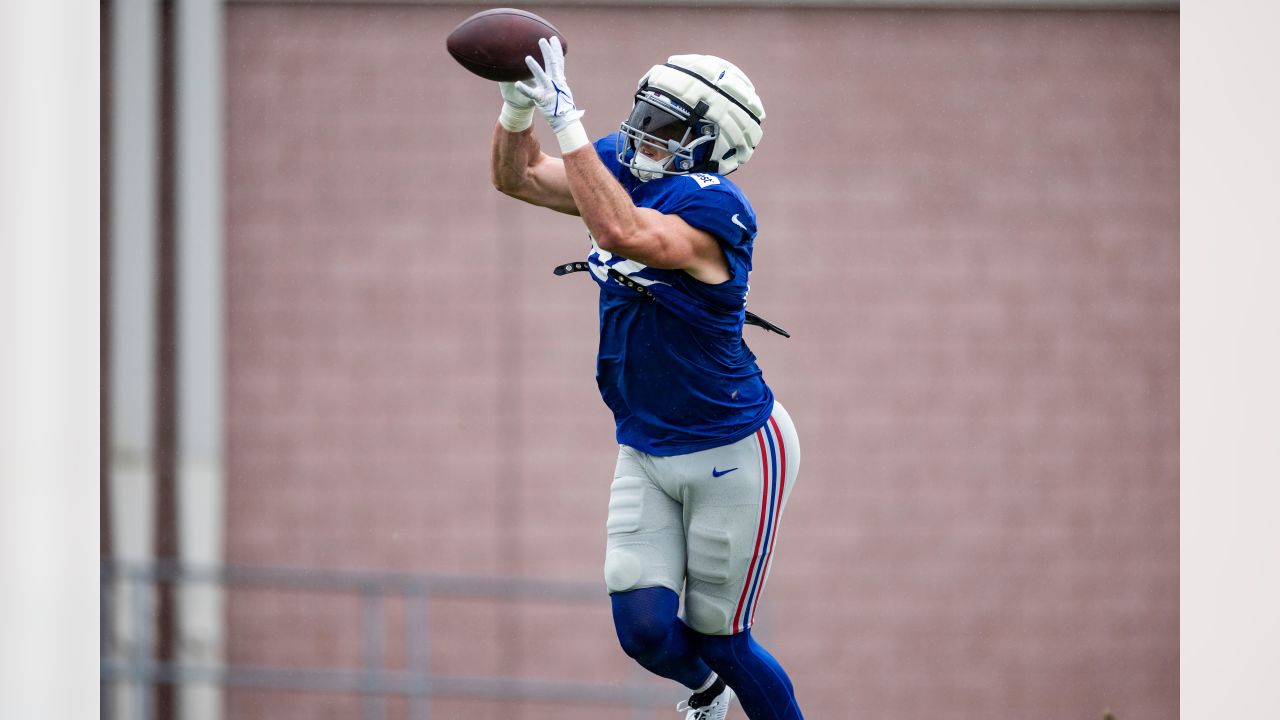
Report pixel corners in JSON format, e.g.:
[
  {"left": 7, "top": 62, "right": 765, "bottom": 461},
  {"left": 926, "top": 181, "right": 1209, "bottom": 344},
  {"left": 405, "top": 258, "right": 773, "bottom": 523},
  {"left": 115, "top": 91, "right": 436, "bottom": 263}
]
[{"left": 224, "top": 6, "right": 1177, "bottom": 719}]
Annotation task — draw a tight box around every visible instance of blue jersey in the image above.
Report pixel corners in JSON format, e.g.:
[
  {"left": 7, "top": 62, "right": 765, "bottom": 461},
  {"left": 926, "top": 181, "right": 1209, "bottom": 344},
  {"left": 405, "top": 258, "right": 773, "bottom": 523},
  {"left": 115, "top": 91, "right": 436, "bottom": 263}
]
[{"left": 586, "top": 134, "right": 774, "bottom": 456}]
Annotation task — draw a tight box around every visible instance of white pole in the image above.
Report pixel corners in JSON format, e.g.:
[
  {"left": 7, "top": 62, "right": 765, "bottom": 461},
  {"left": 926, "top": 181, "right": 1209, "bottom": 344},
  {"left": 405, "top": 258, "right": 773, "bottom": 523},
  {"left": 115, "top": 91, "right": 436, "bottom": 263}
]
[
  {"left": 110, "top": 1, "right": 161, "bottom": 718},
  {"left": 175, "top": 1, "right": 227, "bottom": 718},
  {"left": 0, "top": 3, "right": 100, "bottom": 719}
]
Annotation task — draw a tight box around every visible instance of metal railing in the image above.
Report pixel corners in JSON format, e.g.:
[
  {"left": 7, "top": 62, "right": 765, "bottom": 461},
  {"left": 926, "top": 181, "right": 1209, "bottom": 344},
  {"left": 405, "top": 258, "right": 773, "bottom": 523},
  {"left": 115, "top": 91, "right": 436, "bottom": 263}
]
[{"left": 101, "top": 560, "right": 668, "bottom": 720}]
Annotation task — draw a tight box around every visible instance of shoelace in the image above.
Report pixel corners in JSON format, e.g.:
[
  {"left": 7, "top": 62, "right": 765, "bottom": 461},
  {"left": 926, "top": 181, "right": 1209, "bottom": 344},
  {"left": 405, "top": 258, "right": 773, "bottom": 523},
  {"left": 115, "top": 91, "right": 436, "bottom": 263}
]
[{"left": 675, "top": 699, "right": 716, "bottom": 719}]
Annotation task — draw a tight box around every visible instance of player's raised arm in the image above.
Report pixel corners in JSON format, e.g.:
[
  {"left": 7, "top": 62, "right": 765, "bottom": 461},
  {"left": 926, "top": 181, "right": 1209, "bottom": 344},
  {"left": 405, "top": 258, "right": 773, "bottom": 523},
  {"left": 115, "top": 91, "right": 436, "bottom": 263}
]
[
  {"left": 490, "top": 80, "right": 580, "bottom": 216},
  {"left": 514, "top": 38, "right": 729, "bottom": 284}
]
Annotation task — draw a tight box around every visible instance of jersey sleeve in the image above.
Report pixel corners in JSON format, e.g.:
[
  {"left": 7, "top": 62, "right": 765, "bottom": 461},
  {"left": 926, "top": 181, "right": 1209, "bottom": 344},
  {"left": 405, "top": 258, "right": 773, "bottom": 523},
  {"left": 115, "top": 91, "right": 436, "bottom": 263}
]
[
  {"left": 652, "top": 177, "right": 757, "bottom": 310},
  {"left": 662, "top": 175, "right": 756, "bottom": 250}
]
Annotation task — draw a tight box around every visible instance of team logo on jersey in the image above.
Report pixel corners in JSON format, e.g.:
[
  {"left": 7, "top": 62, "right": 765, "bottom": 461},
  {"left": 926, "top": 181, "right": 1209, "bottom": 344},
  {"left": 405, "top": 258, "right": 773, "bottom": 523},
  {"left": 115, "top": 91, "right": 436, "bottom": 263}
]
[{"left": 689, "top": 173, "right": 720, "bottom": 189}]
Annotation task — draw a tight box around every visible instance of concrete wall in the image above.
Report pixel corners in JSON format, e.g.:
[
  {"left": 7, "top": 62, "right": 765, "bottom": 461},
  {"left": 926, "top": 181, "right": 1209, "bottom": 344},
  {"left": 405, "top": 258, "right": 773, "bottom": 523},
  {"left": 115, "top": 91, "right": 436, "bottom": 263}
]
[{"left": 223, "top": 5, "right": 1177, "bottom": 719}]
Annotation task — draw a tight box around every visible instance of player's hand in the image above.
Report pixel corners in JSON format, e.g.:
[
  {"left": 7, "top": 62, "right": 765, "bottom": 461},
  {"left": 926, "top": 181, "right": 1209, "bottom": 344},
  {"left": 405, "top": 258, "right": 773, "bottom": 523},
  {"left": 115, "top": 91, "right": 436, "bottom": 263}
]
[
  {"left": 499, "top": 81, "right": 535, "bottom": 110},
  {"left": 515, "top": 37, "right": 585, "bottom": 137},
  {"left": 497, "top": 80, "right": 535, "bottom": 132}
]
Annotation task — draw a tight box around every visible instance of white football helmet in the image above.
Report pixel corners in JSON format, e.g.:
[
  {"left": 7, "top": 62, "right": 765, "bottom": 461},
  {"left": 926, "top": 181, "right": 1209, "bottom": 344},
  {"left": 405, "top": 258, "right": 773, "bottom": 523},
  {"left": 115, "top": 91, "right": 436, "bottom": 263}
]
[{"left": 617, "top": 54, "right": 765, "bottom": 180}]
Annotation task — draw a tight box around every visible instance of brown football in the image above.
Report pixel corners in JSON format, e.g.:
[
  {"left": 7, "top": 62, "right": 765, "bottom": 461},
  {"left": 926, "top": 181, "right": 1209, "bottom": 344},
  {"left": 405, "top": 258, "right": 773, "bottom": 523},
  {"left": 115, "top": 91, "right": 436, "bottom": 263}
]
[{"left": 446, "top": 8, "right": 568, "bottom": 82}]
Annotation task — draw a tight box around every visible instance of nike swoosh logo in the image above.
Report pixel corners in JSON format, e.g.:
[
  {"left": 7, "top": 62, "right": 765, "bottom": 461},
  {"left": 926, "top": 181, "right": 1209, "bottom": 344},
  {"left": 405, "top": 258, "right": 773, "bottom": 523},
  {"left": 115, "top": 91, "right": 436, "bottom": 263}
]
[
  {"left": 711, "top": 466, "right": 739, "bottom": 478},
  {"left": 731, "top": 214, "right": 749, "bottom": 232}
]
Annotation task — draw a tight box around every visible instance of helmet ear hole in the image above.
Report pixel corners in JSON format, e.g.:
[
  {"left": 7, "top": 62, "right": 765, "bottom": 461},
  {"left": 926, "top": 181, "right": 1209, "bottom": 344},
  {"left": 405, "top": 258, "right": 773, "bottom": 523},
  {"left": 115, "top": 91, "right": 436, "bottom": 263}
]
[{"left": 721, "top": 148, "right": 737, "bottom": 160}]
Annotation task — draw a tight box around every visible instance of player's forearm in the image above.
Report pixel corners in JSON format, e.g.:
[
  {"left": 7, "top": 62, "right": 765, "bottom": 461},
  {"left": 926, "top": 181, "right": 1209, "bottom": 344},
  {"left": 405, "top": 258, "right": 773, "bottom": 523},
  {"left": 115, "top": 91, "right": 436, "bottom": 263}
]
[
  {"left": 490, "top": 123, "right": 541, "bottom": 196},
  {"left": 562, "top": 145, "right": 643, "bottom": 249}
]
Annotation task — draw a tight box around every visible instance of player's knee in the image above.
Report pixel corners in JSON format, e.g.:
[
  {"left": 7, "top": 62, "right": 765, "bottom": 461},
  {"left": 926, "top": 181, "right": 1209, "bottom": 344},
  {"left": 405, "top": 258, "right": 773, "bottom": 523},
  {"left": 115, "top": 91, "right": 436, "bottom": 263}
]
[
  {"left": 613, "top": 611, "right": 671, "bottom": 661},
  {"left": 682, "top": 587, "right": 734, "bottom": 636},
  {"left": 610, "top": 587, "right": 680, "bottom": 661},
  {"left": 690, "top": 628, "right": 742, "bottom": 666},
  {"left": 684, "top": 600, "right": 731, "bottom": 636},
  {"left": 603, "top": 548, "right": 644, "bottom": 593}
]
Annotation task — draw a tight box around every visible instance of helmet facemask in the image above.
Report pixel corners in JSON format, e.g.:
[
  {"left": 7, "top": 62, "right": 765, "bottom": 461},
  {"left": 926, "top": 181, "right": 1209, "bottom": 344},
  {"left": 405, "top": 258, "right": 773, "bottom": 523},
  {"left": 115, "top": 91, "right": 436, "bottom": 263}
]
[{"left": 617, "top": 89, "right": 718, "bottom": 181}]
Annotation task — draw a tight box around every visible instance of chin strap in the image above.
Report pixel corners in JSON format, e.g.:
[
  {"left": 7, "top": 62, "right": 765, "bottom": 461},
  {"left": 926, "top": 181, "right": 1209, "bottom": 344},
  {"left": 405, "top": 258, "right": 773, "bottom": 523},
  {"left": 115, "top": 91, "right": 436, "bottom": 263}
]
[{"left": 553, "top": 262, "right": 791, "bottom": 338}]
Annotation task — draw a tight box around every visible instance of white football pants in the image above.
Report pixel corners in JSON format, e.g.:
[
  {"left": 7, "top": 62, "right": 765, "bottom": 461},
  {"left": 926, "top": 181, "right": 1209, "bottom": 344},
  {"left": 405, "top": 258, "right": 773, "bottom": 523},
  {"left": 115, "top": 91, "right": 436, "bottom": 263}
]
[{"left": 603, "top": 401, "right": 800, "bottom": 635}]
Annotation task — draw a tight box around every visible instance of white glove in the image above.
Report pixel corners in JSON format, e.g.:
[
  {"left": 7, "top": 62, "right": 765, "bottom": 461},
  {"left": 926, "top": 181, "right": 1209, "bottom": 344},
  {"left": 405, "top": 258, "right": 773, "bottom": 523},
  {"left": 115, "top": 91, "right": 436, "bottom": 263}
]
[
  {"left": 514, "top": 37, "right": 589, "bottom": 153},
  {"left": 497, "top": 80, "right": 535, "bottom": 132}
]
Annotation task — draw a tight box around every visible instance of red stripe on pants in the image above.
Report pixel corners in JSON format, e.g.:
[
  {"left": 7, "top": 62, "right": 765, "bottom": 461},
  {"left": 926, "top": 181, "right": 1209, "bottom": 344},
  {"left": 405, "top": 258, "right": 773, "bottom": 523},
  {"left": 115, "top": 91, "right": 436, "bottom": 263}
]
[
  {"left": 749, "top": 415, "right": 787, "bottom": 627},
  {"left": 733, "top": 426, "right": 771, "bottom": 633}
]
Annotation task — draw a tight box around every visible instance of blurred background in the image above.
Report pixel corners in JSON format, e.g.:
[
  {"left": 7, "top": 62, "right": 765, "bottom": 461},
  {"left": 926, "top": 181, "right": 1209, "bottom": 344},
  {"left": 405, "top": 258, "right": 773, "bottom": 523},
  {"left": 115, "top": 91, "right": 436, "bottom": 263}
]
[{"left": 101, "top": 1, "right": 1178, "bottom": 719}]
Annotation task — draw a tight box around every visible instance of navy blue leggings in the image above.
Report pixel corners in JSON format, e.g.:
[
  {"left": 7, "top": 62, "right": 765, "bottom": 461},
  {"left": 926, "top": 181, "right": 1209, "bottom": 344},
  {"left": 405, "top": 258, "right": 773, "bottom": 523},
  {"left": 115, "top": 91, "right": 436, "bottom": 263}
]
[{"left": 611, "top": 587, "right": 803, "bottom": 720}]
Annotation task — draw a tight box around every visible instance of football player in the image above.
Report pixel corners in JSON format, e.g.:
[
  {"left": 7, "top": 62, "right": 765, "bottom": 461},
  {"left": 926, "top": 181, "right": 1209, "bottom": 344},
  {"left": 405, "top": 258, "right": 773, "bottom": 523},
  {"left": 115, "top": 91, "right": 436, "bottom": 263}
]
[{"left": 490, "top": 37, "right": 803, "bottom": 720}]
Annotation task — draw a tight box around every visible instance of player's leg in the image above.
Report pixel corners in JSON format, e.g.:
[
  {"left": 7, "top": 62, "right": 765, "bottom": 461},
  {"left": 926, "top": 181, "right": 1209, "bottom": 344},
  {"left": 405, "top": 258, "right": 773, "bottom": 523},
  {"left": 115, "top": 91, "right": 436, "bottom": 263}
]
[
  {"left": 690, "top": 630, "right": 801, "bottom": 720},
  {"left": 660, "top": 402, "right": 803, "bottom": 719},
  {"left": 605, "top": 446, "right": 714, "bottom": 689},
  {"left": 610, "top": 587, "right": 714, "bottom": 689}
]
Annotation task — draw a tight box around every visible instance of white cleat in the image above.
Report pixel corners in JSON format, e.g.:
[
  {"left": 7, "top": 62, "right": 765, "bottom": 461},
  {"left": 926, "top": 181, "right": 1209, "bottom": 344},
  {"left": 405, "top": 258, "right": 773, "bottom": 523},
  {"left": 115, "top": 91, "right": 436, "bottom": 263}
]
[{"left": 677, "top": 685, "right": 734, "bottom": 720}]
